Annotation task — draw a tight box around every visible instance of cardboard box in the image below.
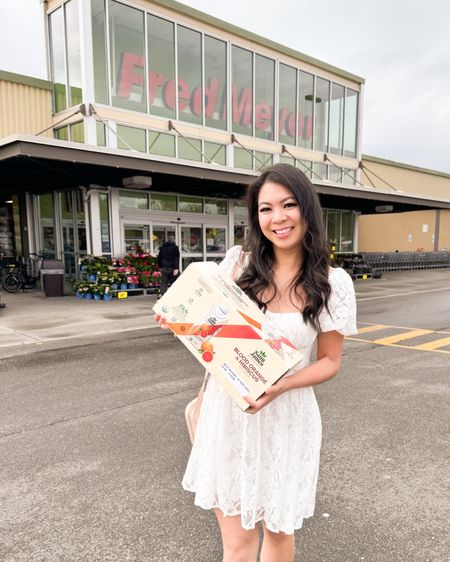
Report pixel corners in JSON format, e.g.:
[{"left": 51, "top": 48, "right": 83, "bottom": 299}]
[{"left": 153, "top": 262, "right": 303, "bottom": 411}]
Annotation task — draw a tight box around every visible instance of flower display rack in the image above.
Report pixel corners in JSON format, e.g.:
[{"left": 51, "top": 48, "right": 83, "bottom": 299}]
[{"left": 73, "top": 253, "right": 162, "bottom": 300}]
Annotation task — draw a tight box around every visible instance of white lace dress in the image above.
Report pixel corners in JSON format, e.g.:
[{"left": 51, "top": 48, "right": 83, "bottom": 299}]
[{"left": 182, "top": 246, "right": 357, "bottom": 534}]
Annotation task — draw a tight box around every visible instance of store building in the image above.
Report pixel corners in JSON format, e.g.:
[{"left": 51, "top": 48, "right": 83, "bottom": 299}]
[{"left": 1, "top": 0, "right": 449, "bottom": 276}]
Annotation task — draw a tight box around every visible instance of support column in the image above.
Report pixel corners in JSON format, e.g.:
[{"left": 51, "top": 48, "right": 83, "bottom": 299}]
[
  {"left": 89, "top": 191, "right": 103, "bottom": 255},
  {"left": 434, "top": 209, "right": 441, "bottom": 252}
]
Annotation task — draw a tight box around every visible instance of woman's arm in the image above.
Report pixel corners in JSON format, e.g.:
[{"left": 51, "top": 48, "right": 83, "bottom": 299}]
[{"left": 244, "top": 330, "right": 344, "bottom": 414}]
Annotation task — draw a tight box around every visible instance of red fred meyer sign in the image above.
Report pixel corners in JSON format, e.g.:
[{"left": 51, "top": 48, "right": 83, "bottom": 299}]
[{"left": 118, "top": 52, "right": 313, "bottom": 140}]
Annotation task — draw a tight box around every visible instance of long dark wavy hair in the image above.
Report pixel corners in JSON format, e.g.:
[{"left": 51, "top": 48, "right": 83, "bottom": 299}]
[{"left": 237, "top": 163, "right": 331, "bottom": 331}]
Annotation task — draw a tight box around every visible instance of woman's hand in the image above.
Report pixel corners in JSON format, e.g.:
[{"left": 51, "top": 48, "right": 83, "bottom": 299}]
[
  {"left": 154, "top": 313, "right": 170, "bottom": 330},
  {"left": 243, "top": 379, "right": 287, "bottom": 414}
]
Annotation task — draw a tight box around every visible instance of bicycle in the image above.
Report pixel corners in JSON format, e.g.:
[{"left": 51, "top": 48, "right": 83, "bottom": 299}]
[{"left": 2, "top": 253, "right": 44, "bottom": 293}]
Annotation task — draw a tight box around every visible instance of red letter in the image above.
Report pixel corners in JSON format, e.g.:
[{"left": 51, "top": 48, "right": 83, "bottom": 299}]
[
  {"left": 117, "top": 52, "right": 144, "bottom": 98},
  {"left": 255, "top": 102, "right": 271, "bottom": 131},
  {"left": 278, "top": 108, "right": 288, "bottom": 136},
  {"left": 148, "top": 71, "right": 164, "bottom": 105},
  {"left": 297, "top": 113, "right": 305, "bottom": 140},
  {"left": 287, "top": 112, "right": 296, "bottom": 138},
  {"left": 163, "top": 79, "right": 176, "bottom": 110},
  {"left": 232, "top": 85, "right": 252, "bottom": 127},
  {"left": 191, "top": 86, "right": 203, "bottom": 116},
  {"left": 178, "top": 79, "right": 190, "bottom": 112}
]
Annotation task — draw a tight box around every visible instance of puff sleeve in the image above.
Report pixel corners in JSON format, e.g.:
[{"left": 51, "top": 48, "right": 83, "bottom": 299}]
[
  {"left": 218, "top": 245, "right": 245, "bottom": 279},
  {"left": 318, "top": 268, "right": 357, "bottom": 336}
]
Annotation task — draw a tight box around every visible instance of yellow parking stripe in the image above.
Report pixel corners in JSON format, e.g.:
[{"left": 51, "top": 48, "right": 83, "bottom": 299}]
[
  {"left": 345, "top": 337, "right": 450, "bottom": 354},
  {"left": 373, "top": 329, "right": 434, "bottom": 345},
  {"left": 414, "top": 337, "right": 450, "bottom": 351},
  {"left": 357, "top": 324, "right": 389, "bottom": 334}
]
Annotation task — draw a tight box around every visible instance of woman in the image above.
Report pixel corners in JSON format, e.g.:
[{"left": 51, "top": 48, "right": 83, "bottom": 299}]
[{"left": 155, "top": 164, "right": 357, "bottom": 561}]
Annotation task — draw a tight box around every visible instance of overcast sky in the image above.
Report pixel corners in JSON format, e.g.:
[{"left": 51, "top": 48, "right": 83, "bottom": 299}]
[{"left": 1, "top": 0, "right": 449, "bottom": 173}]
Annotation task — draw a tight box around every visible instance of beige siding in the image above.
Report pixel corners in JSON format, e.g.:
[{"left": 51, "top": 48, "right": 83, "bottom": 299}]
[
  {"left": 0, "top": 81, "right": 53, "bottom": 138},
  {"left": 358, "top": 210, "right": 438, "bottom": 252},
  {"left": 361, "top": 156, "right": 450, "bottom": 200}
]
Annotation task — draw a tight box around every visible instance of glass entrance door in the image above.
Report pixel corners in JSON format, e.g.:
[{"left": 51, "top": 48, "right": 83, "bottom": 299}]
[
  {"left": 123, "top": 221, "right": 227, "bottom": 271},
  {"left": 59, "top": 191, "right": 87, "bottom": 276}
]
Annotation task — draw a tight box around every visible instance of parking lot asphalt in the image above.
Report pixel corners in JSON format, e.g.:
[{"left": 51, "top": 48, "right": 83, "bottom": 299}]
[{"left": 1, "top": 268, "right": 449, "bottom": 561}]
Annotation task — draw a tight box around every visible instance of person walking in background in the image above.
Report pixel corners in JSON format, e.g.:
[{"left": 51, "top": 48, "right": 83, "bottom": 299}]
[
  {"left": 155, "top": 164, "right": 357, "bottom": 561},
  {"left": 157, "top": 236, "right": 180, "bottom": 297}
]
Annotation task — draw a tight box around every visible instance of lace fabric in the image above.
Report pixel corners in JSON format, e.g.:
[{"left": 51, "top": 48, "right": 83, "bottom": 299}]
[{"left": 182, "top": 246, "right": 357, "bottom": 534}]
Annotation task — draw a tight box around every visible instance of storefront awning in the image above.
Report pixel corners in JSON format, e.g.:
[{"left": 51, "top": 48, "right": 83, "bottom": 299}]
[{"left": 1, "top": 135, "right": 450, "bottom": 214}]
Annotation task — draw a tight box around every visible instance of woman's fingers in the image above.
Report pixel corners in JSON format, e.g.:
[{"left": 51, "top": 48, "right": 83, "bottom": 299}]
[{"left": 154, "top": 313, "right": 169, "bottom": 330}]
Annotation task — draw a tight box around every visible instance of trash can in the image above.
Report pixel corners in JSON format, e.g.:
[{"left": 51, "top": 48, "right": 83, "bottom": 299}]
[{"left": 41, "top": 260, "right": 65, "bottom": 297}]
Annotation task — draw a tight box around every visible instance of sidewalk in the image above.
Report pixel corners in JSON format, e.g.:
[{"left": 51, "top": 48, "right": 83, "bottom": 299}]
[{"left": 0, "top": 289, "right": 160, "bottom": 357}]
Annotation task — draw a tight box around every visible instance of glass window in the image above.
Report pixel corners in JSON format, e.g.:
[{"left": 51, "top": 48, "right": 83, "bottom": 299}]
[
  {"left": 54, "top": 127, "right": 69, "bottom": 141},
  {"left": 97, "top": 121, "right": 106, "bottom": 146},
  {"left": 119, "top": 190, "right": 149, "bottom": 209},
  {"left": 344, "top": 89, "right": 358, "bottom": 158},
  {"left": 124, "top": 224, "right": 150, "bottom": 254},
  {"left": 148, "top": 15, "right": 175, "bottom": 118},
  {"left": 70, "top": 121, "right": 84, "bottom": 143},
  {"left": 314, "top": 77, "right": 330, "bottom": 153},
  {"left": 326, "top": 210, "right": 340, "bottom": 249},
  {"left": 329, "top": 83, "right": 345, "bottom": 155},
  {"left": 255, "top": 151, "right": 273, "bottom": 171},
  {"left": 99, "top": 193, "right": 111, "bottom": 254},
  {"left": 177, "top": 26, "right": 202, "bottom": 124},
  {"left": 206, "top": 227, "right": 226, "bottom": 252},
  {"left": 65, "top": 0, "right": 82, "bottom": 106},
  {"left": 181, "top": 226, "right": 203, "bottom": 252},
  {"left": 314, "top": 162, "right": 328, "bottom": 181},
  {"left": 298, "top": 71, "right": 313, "bottom": 149},
  {"left": 179, "top": 196, "right": 203, "bottom": 213},
  {"left": 296, "top": 160, "right": 313, "bottom": 179},
  {"left": 148, "top": 131, "right": 175, "bottom": 157},
  {"left": 204, "top": 35, "right": 227, "bottom": 130},
  {"left": 74, "top": 191, "right": 87, "bottom": 253},
  {"left": 234, "top": 225, "right": 246, "bottom": 246},
  {"left": 109, "top": 1, "right": 145, "bottom": 113},
  {"left": 204, "top": 142, "right": 226, "bottom": 165},
  {"left": 233, "top": 202, "right": 247, "bottom": 247},
  {"left": 205, "top": 199, "right": 227, "bottom": 215},
  {"left": 343, "top": 168, "right": 357, "bottom": 186},
  {"left": 38, "top": 194, "right": 56, "bottom": 258},
  {"left": 341, "top": 212, "right": 354, "bottom": 252},
  {"left": 234, "top": 147, "right": 253, "bottom": 169},
  {"left": 278, "top": 64, "right": 297, "bottom": 145},
  {"left": 233, "top": 202, "right": 247, "bottom": 223},
  {"left": 178, "top": 138, "right": 202, "bottom": 162},
  {"left": 49, "top": 8, "right": 67, "bottom": 112},
  {"left": 151, "top": 194, "right": 177, "bottom": 211},
  {"left": 117, "top": 125, "right": 146, "bottom": 152},
  {"left": 92, "top": 0, "right": 108, "bottom": 104},
  {"left": 232, "top": 46, "right": 253, "bottom": 136},
  {"left": 328, "top": 165, "right": 342, "bottom": 183},
  {"left": 279, "top": 154, "right": 294, "bottom": 165},
  {"left": 255, "top": 54, "right": 274, "bottom": 140}
]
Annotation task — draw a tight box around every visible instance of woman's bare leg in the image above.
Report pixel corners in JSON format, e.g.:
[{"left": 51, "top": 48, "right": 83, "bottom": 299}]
[
  {"left": 259, "top": 522, "right": 295, "bottom": 562},
  {"left": 214, "top": 509, "right": 260, "bottom": 562}
]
